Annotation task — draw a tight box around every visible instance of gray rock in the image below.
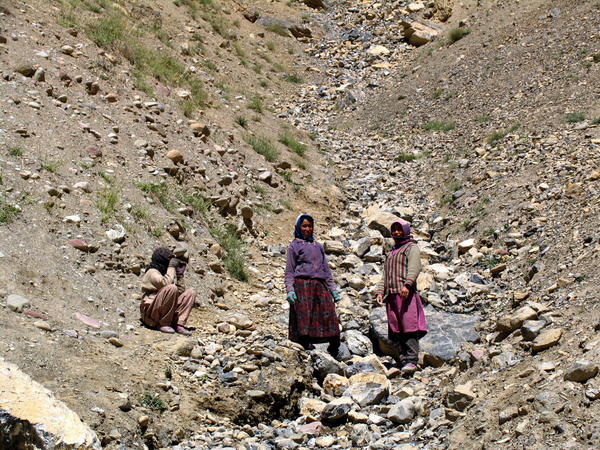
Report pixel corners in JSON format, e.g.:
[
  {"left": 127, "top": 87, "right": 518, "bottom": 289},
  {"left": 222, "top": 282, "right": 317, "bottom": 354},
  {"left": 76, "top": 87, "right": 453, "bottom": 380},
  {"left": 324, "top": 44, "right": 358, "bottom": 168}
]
[
  {"left": 521, "top": 320, "right": 546, "bottom": 341},
  {"left": 320, "top": 398, "right": 353, "bottom": 421},
  {"left": 564, "top": 360, "right": 599, "bottom": 382},
  {"left": 387, "top": 399, "right": 415, "bottom": 424},
  {"left": 310, "top": 350, "right": 343, "bottom": 378},
  {"left": 350, "top": 423, "right": 372, "bottom": 447},
  {"left": 344, "top": 361, "right": 378, "bottom": 378},
  {"left": 258, "top": 171, "right": 272, "bottom": 184},
  {"left": 369, "top": 305, "right": 479, "bottom": 364},
  {"left": 354, "top": 236, "right": 372, "bottom": 257},
  {"left": 343, "top": 380, "right": 388, "bottom": 407},
  {"left": 7, "top": 294, "right": 31, "bottom": 313},
  {"left": 344, "top": 330, "right": 373, "bottom": 357}
]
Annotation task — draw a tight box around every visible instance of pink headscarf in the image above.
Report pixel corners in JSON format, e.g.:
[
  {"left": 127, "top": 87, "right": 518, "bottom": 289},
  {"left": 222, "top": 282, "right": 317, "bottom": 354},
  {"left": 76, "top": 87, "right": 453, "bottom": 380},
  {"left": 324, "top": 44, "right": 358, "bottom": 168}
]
[{"left": 391, "top": 220, "right": 413, "bottom": 248}]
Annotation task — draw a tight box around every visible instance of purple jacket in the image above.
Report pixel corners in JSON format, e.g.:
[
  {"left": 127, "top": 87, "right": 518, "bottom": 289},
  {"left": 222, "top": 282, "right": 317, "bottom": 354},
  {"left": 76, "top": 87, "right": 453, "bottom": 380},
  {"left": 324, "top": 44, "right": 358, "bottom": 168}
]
[{"left": 285, "top": 239, "right": 337, "bottom": 293}]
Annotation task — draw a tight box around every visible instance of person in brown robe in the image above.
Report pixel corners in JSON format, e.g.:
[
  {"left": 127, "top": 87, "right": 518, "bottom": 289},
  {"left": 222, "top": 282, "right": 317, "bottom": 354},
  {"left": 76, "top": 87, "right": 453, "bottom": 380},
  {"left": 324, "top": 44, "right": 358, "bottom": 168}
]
[{"left": 140, "top": 247, "right": 195, "bottom": 335}]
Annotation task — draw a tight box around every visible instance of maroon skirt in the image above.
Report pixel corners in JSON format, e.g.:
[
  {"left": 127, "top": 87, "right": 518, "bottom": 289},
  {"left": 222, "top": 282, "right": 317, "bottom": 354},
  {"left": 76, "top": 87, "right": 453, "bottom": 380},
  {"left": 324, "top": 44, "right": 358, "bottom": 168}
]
[{"left": 289, "top": 278, "right": 340, "bottom": 343}]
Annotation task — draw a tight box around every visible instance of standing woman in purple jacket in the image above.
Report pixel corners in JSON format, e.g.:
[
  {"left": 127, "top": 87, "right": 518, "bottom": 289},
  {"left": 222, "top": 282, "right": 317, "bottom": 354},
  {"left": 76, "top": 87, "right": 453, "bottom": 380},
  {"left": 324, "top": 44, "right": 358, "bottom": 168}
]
[{"left": 285, "top": 214, "right": 341, "bottom": 357}]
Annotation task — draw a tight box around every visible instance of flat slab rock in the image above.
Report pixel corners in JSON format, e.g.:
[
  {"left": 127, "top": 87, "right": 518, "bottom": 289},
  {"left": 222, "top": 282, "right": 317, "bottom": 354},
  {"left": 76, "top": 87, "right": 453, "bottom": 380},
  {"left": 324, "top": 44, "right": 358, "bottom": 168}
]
[
  {"left": 0, "top": 360, "right": 101, "bottom": 449},
  {"left": 369, "top": 305, "right": 479, "bottom": 363}
]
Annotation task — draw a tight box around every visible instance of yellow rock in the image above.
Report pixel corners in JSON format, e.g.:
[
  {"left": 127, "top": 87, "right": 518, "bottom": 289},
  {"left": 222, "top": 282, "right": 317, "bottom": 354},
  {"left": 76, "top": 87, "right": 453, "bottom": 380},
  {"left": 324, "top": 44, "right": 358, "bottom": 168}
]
[{"left": 0, "top": 360, "right": 101, "bottom": 449}]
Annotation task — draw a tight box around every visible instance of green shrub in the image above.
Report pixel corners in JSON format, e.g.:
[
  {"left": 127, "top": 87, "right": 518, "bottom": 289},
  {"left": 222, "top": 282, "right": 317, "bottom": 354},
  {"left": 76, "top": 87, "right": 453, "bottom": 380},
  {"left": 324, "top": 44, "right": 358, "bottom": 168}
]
[
  {"left": 140, "top": 392, "right": 165, "bottom": 411},
  {"left": 236, "top": 116, "right": 248, "bottom": 128},
  {"left": 280, "top": 199, "right": 293, "bottom": 210},
  {"left": 565, "top": 112, "right": 585, "bottom": 123},
  {"left": 430, "top": 88, "right": 445, "bottom": 99},
  {"left": 0, "top": 201, "right": 20, "bottom": 223},
  {"left": 9, "top": 147, "right": 22, "bottom": 156},
  {"left": 293, "top": 156, "right": 308, "bottom": 170},
  {"left": 396, "top": 152, "right": 416, "bottom": 163},
  {"left": 243, "top": 135, "right": 278, "bottom": 162},
  {"left": 248, "top": 95, "right": 264, "bottom": 113},
  {"left": 448, "top": 27, "right": 471, "bottom": 45},
  {"left": 280, "top": 170, "right": 293, "bottom": 182},
  {"left": 41, "top": 159, "right": 62, "bottom": 173},
  {"left": 180, "top": 192, "right": 211, "bottom": 216},
  {"left": 232, "top": 42, "right": 246, "bottom": 57},
  {"left": 285, "top": 73, "right": 303, "bottom": 83},
  {"left": 476, "top": 116, "right": 491, "bottom": 123},
  {"left": 210, "top": 225, "right": 248, "bottom": 281},
  {"left": 591, "top": 117, "right": 600, "bottom": 125},
  {"left": 87, "top": 13, "right": 125, "bottom": 47},
  {"left": 422, "top": 120, "right": 455, "bottom": 132},
  {"left": 97, "top": 186, "right": 120, "bottom": 223},
  {"left": 266, "top": 41, "right": 276, "bottom": 51},
  {"left": 267, "top": 23, "right": 289, "bottom": 37},
  {"left": 279, "top": 134, "right": 307, "bottom": 156}
]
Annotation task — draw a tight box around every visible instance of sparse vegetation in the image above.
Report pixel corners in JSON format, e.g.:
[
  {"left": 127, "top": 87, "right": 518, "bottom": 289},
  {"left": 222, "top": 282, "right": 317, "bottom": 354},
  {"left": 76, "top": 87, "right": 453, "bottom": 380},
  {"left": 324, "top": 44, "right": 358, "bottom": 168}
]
[
  {"left": 422, "top": 120, "right": 455, "bottom": 132},
  {"left": 9, "top": 147, "right": 22, "bottom": 156},
  {"left": 236, "top": 116, "right": 248, "bottom": 128},
  {"left": 248, "top": 95, "right": 264, "bottom": 113},
  {"left": 430, "top": 88, "right": 445, "bottom": 99},
  {"left": 280, "top": 170, "right": 293, "bottom": 182},
  {"left": 565, "top": 112, "right": 585, "bottom": 123},
  {"left": 476, "top": 116, "right": 491, "bottom": 123},
  {"left": 97, "top": 186, "right": 120, "bottom": 223},
  {"left": 280, "top": 199, "right": 293, "bottom": 210},
  {"left": 0, "top": 201, "right": 20, "bottom": 224},
  {"left": 267, "top": 23, "right": 288, "bottom": 37},
  {"left": 285, "top": 73, "right": 303, "bottom": 83},
  {"left": 448, "top": 27, "right": 471, "bottom": 45},
  {"left": 140, "top": 392, "right": 165, "bottom": 411},
  {"left": 293, "top": 156, "right": 308, "bottom": 170},
  {"left": 211, "top": 224, "right": 248, "bottom": 281},
  {"left": 279, "top": 134, "right": 307, "bottom": 156},
  {"left": 396, "top": 152, "right": 417, "bottom": 163},
  {"left": 266, "top": 41, "right": 276, "bottom": 51},
  {"left": 180, "top": 192, "right": 211, "bottom": 216},
  {"left": 243, "top": 135, "right": 278, "bottom": 162},
  {"left": 487, "top": 124, "right": 520, "bottom": 145},
  {"left": 41, "top": 159, "right": 62, "bottom": 173}
]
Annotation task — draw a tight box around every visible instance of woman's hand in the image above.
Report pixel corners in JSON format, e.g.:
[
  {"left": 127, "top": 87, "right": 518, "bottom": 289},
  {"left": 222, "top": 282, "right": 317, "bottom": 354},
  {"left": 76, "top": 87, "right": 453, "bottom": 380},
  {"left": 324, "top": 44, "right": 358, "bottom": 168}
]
[
  {"left": 376, "top": 293, "right": 383, "bottom": 307},
  {"left": 287, "top": 291, "right": 297, "bottom": 305},
  {"left": 400, "top": 285, "right": 410, "bottom": 300}
]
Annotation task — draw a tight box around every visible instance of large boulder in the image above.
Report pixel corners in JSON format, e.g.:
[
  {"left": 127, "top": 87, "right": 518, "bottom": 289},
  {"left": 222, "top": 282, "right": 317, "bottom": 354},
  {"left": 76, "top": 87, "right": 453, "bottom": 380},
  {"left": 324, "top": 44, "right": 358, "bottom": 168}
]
[
  {"left": 365, "top": 211, "right": 402, "bottom": 238},
  {"left": 0, "top": 360, "right": 101, "bottom": 449},
  {"left": 369, "top": 305, "right": 479, "bottom": 365}
]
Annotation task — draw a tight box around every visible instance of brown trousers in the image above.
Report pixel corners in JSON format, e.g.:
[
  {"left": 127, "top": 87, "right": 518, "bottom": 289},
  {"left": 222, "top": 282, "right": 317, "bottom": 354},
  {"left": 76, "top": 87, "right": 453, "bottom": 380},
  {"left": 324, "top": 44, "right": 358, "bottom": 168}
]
[{"left": 140, "top": 284, "right": 195, "bottom": 328}]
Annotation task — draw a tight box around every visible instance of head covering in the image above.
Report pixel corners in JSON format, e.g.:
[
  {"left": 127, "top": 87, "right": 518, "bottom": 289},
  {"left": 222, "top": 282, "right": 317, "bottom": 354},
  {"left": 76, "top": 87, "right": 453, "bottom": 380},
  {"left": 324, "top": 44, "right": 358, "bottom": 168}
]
[
  {"left": 391, "top": 220, "right": 413, "bottom": 248},
  {"left": 146, "top": 247, "right": 173, "bottom": 275},
  {"left": 294, "top": 214, "right": 314, "bottom": 242}
]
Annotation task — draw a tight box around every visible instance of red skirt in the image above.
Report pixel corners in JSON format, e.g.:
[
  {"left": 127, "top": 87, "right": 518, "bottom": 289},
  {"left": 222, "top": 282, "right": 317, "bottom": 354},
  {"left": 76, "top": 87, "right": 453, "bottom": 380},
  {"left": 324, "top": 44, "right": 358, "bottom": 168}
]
[{"left": 289, "top": 278, "right": 340, "bottom": 343}]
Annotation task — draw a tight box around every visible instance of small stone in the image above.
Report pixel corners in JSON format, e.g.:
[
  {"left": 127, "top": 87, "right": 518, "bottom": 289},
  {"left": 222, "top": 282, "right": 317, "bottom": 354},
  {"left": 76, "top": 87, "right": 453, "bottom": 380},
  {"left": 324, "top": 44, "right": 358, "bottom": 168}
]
[
  {"left": 247, "top": 390, "right": 266, "bottom": 400},
  {"left": 107, "top": 337, "right": 123, "bottom": 347},
  {"left": 60, "top": 45, "right": 75, "bottom": 55},
  {"left": 532, "top": 328, "right": 562, "bottom": 352},
  {"left": 564, "top": 360, "right": 599, "bottom": 382},
  {"left": 73, "top": 181, "right": 93, "bottom": 193},
  {"left": 258, "top": 171, "right": 272, "bottom": 184},
  {"left": 138, "top": 416, "right": 150, "bottom": 427},
  {"left": 190, "top": 123, "right": 210, "bottom": 136},
  {"left": 241, "top": 205, "right": 254, "bottom": 219},
  {"left": 387, "top": 399, "right": 415, "bottom": 424},
  {"left": 33, "top": 67, "right": 45, "bottom": 82},
  {"left": 7, "top": 294, "right": 31, "bottom": 313},
  {"left": 33, "top": 320, "right": 52, "bottom": 331},
  {"left": 521, "top": 320, "right": 546, "bottom": 341},
  {"left": 167, "top": 149, "right": 184, "bottom": 164},
  {"left": 105, "top": 93, "right": 118, "bottom": 102}
]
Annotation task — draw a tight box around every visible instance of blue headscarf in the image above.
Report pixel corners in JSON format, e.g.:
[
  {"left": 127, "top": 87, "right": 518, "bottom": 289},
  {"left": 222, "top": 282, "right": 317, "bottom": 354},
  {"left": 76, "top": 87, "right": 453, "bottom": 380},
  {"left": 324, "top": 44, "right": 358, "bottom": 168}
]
[{"left": 294, "top": 214, "right": 314, "bottom": 242}]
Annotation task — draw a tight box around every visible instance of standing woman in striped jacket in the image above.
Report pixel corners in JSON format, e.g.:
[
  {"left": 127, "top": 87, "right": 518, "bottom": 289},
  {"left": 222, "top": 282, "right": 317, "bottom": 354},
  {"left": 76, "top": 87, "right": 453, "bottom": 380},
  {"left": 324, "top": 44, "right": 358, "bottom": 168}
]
[{"left": 376, "top": 219, "right": 427, "bottom": 374}]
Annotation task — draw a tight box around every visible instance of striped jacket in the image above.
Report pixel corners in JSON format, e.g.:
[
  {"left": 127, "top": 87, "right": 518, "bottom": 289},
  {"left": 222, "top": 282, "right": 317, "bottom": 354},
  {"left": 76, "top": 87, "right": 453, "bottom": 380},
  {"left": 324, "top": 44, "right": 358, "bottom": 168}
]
[{"left": 376, "top": 241, "right": 421, "bottom": 296}]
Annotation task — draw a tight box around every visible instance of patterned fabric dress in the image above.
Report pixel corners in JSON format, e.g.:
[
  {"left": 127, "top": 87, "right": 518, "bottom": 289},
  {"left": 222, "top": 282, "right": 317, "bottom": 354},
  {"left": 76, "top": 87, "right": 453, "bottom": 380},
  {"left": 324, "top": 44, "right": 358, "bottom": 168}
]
[{"left": 289, "top": 278, "right": 339, "bottom": 343}]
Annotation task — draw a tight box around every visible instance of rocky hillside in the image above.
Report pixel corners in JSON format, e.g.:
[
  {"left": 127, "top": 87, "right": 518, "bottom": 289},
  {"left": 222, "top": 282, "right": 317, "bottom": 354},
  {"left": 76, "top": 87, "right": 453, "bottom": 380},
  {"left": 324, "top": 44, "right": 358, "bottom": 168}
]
[{"left": 2, "top": 0, "right": 600, "bottom": 449}]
